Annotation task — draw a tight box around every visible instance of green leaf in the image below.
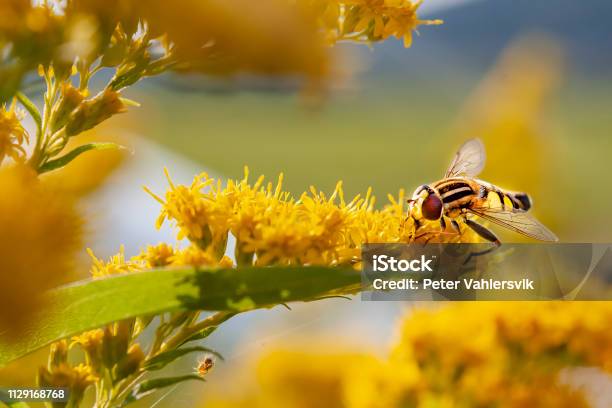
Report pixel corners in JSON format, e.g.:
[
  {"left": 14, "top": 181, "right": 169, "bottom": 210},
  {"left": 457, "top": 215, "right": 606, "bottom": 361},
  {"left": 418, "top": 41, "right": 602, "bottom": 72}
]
[
  {"left": 0, "top": 266, "right": 359, "bottom": 367},
  {"left": 176, "top": 311, "right": 237, "bottom": 348},
  {"left": 123, "top": 374, "right": 205, "bottom": 405},
  {"left": 138, "top": 374, "right": 205, "bottom": 393},
  {"left": 144, "top": 346, "right": 223, "bottom": 371},
  {"left": 38, "top": 142, "right": 126, "bottom": 173},
  {"left": 178, "top": 326, "right": 220, "bottom": 347},
  {"left": 16, "top": 91, "right": 42, "bottom": 133}
]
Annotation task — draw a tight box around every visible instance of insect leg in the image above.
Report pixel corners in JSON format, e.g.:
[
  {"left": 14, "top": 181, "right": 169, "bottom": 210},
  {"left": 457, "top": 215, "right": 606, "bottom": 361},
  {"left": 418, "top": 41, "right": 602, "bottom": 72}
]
[
  {"left": 412, "top": 215, "right": 421, "bottom": 229},
  {"left": 451, "top": 220, "right": 461, "bottom": 234},
  {"left": 440, "top": 216, "right": 447, "bottom": 231},
  {"left": 462, "top": 219, "right": 501, "bottom": 264},
  {"left": 465, "top": 219, "right": 500, "bottom": 245}
]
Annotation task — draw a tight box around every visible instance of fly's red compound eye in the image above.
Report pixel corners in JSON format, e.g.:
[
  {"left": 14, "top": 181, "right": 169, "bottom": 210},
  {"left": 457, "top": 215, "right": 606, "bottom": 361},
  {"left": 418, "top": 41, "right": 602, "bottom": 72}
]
[{"left": 421, "top": 194, "right": 443, "bottom": 220}]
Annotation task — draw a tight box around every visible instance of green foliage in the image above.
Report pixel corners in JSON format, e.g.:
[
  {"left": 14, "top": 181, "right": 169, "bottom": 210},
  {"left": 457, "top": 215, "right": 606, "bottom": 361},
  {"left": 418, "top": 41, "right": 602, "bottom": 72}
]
[
  {"left": 15, "top": 92, "right": 42, "bottom": 133},
  {"left": 144, "top": 346, "right": 223, "bottom": 371},
  {"left": 37, "top": 142, "right": 126, "bottom": 173},
  {"left": 0, "top": 266, "right": 359, "bottom": 367}
]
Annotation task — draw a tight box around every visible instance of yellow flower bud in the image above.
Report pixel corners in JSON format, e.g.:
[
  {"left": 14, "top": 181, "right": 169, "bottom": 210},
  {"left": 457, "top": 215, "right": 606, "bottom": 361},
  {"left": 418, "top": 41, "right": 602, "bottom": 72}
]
[
  {"left": 51, "top": 84, "right": 86, "bottom": 133},
  {"left": 64, "top": 89, "right": 127, "bottom": 137}
]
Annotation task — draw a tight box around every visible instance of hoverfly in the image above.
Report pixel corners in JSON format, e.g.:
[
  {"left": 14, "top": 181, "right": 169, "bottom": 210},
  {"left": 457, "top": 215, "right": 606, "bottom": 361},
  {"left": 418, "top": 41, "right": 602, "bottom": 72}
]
[{"left": 408, "top": 138, "right": 558, "bottom": 245}]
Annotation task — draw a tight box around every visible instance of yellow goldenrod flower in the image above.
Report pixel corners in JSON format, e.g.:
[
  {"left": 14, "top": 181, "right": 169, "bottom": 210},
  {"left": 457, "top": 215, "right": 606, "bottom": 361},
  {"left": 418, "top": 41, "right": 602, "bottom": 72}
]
[
  {"left": 135, "top": 242, "right": 176, "bottom": 268},
  {"left": 343, "top": 0, "right": 443, "bottom": 47},
  {"left": 170, "top": 245, "right": 234, "bottom": 269},
  {"left": 70, "top": 329, "right": 105, "bottom": 371},
  {"left": 148, "top": 168, "right": 480, "bottom": 269},
  {"left": 0, "top": 100, "right": 29, "bottom": 164},
  {"left": 0, "top": 165, "right": 81, "bottom": 334},
  {"left": 87, "top": 245, "right": 143, "bottom": 278},
  {"left": 145, "top": 168, "right": 231, "bottom": 255}
]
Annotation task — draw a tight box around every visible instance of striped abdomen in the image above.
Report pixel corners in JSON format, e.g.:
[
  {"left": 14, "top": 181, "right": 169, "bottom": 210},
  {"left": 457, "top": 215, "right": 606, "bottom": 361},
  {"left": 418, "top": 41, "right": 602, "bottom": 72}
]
[
  {"left": 506, "top": 191, "right": 532, "bottom": 211},
  {"left": 433, "top": 178, "right": 478, "bottom": 209},
  {"left": 433, "top": 178, "right": 532, "bottom": 212}
]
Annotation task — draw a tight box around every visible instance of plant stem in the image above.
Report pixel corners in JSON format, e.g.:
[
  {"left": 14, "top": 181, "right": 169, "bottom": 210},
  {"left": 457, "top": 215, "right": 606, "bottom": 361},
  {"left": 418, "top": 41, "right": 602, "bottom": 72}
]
[
  {"left": 162, "top": 312, "right": 235, "bottom": 351},
  {"left": 29, "top": 72, "right": 59, "bottom": 170}
]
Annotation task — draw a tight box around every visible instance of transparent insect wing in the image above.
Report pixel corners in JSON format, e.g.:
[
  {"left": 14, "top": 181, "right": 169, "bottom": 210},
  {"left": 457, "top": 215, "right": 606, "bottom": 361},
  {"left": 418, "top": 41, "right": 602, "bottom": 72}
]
[
  {"left": 468, "top": 205, "right": 559, "bottom": 242},
  {"left": 445, "top": 138, "right": 486, "bottom": 178}
]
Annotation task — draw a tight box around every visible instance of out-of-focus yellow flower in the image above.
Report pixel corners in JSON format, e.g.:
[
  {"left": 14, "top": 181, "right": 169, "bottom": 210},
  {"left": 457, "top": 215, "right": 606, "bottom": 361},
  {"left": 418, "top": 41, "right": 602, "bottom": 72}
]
[
  {"left": 391, "top": 302, "right": 612, "bottom": 407},
  {"left": 0, "top": 0, "right": 30, "bottom": 32},
  {"left": 206, "top": 350, "right": 377, "bottom": 408},
  {"left": 0, "top": 100, "right": 29, "bottom": 164},
  {"left": 140, "top": 0, "right": 330, "bottom": 79},
  {"left": 257, "top": 350, "right": 370, "bottom": 408},
  {"left": 449, "top": 35, "right": 564, "bottom": 240},
  {"left": 0, "top": 165, "right": 81, "bottom": 334},
  {"left": 450, "top": 35, "right": 563, "bottom": 192},
  {"left": 205, "top": 303, "right": 612, "bottom": 408},
  {"left": 2, "top": 0, "right": 441, "bottom": 103},
  {"left": 38, "top": 363, "right": 97, "bottom": 406}
]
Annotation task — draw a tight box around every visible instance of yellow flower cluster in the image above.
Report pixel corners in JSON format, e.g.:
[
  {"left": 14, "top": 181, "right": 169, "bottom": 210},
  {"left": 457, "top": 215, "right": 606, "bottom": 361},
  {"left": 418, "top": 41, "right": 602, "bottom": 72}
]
[
  {"left": 146, "top": 168, "right": 474, "bottom": 268},
  {"left": 88, "top": 242, "right": 234, "bottom": 279},
  {"left": 1, "top": 0, "right": 440, "bottom": 102},
  {"left": 81, "top": 243, "right": 233, "bottom": 406},
  {"left": 0, "top": 101, "right": 28, "bottom": 164},
  {"left": 312, "top": 0, "right": 443, "bottom": 46},
  {"left": 205, "top": 302, "right": 612, "bottom": 408},
  {"left": 387, "top": 302, "right": 612, "bottom": 407}
]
